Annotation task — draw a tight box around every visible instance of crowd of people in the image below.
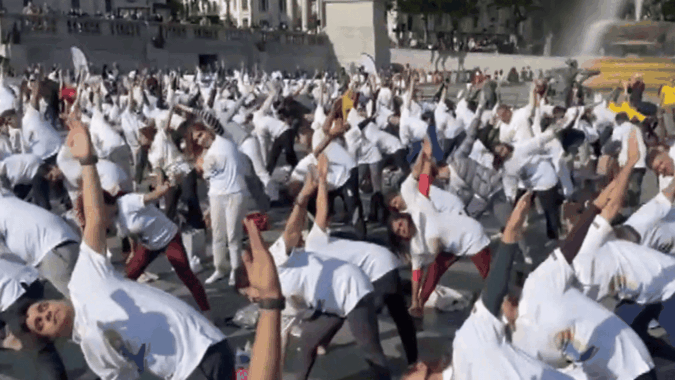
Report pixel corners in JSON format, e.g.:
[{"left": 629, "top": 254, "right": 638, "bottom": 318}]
[{"left": 0, "top": 58, "right": 673, "bottom": 380}]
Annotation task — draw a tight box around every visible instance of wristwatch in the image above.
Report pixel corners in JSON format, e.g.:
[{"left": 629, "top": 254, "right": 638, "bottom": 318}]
[{"left": 258, "top": 297, "right": 286, "bottom": 310}]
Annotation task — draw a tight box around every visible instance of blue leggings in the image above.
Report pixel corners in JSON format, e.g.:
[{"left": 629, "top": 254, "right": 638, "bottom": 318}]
[{"left": 406, "top": 124, "right": 445, "bottom": 163}]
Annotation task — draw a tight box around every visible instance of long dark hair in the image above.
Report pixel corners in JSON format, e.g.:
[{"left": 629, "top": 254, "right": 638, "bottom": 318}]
[
  {"left": 386, "top": 210, "right": 413, "bottom": 259},
  {"left": 182, "top": 122, "right": 214, "bottom": 162},
  {"left": 491, "top": 143, "right": 513, "bottom": 170}
]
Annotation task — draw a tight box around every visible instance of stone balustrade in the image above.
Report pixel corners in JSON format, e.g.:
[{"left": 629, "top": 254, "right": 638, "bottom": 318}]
[{"left": 2, "top": 14, "right": 327, "bottom": 46}]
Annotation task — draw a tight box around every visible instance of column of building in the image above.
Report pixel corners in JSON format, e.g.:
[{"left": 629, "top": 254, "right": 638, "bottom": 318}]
[{"left": 285, "top": 0, "right": 293, "bottom": 28}]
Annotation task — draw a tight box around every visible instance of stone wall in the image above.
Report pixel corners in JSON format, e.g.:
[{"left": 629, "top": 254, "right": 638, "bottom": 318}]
[
  {"left": 0, "top": 14, "right": 340, "bottom": 72},
  {"left": 390, "top": 48, "right": 588, "bottom": 73}
]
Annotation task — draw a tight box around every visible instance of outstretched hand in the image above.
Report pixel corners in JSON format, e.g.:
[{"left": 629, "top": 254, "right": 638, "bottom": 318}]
[{"left": 242, "top": 219, "right": 282, "bottom": 300}]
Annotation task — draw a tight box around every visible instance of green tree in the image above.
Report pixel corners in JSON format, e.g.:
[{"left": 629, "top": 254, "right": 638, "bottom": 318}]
[{"left": 396, "top": 0, "right": 475, "bottom": 44}]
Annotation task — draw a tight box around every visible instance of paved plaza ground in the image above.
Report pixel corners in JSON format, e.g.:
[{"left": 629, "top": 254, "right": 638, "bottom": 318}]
[{"left": 2, "top": 82, "right": 675, "bottom": 379}]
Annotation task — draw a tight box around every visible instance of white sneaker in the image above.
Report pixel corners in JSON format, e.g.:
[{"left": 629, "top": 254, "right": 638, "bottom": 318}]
[
  {"left": 190, "top": 257, "right": 203, "bottom": 274},
  {"left": 205, "top": 270, "right": 227, "bottom": 285},
  {"left": 228, "top": 271, "right": 236, "bottom": 287},
  {"left": 137, "top": 272, "right": 159, "bottom": 284}
]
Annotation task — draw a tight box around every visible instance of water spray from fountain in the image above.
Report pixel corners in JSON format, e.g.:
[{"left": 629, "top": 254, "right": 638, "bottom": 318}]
[{"left": 579, "top": 0, "right": 646, "bottom": 56}]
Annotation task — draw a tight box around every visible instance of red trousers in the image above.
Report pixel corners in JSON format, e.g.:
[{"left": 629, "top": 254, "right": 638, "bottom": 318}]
[
  {"left": 419, "top": 247, "right": 491, "bottom": 306},
  {"left": 126, "top": 232, "right": 210, "bottom": 311}
]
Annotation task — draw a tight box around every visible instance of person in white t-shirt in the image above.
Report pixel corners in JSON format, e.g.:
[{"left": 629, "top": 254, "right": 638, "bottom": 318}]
[
  {"left": 573, "top": 132, "right": 675, "bottom": 352},
  {"left": 16, "top": 118, "right": 288, "bottom": 380},
  {"left": 492, "top": 115, "right": 573, "bottom": 240},
  {"left": 252, "top": 88, "right": 297, "bottom": 174},
  {"left": 73, "top": 184, "right": 212, "bottom": 317},
  {"left": 237, "top": 168, "right": 391, "bottom": 380},
  {"left": 610, "top": 112, "right": 648, "bottom": 213},
  {"left": 402, "top": 193, "right": 574, "bottom": 380},
  {"left": 388, "top": 145, "right": 491, "bottom": 318},
  {"left": 0, "top": 257, "right": 69, "bottom": 380},
  {"left": 508, "top": 174, "right": 656, "bottom": 380},
  {"left": 0, "top": 195, "right": 80, "bottom": 298},
  {"left": 303, "top": 154, "right": 418, "bottom": 364},
  {"left": 0, "top": 153, "right": 64, "bottom": 209},
  {"left": 186, "top": 123, "right": 249, "bottom": 286}
]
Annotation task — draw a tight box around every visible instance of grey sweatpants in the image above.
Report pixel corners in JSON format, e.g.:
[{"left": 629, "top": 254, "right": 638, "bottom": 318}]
[{"left": 36, "top": 241, "right": 79, "bottom": 298}]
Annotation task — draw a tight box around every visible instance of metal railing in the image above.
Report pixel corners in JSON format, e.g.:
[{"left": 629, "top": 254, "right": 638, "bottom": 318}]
[{"left": 3, "top": 14, "right": 328, "bottom": 46}]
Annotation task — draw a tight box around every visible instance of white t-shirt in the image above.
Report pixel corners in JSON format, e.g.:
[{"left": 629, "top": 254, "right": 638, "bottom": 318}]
[
  {"left": 116, "top": 194, "right": 179, "bottom": 251},
  {"left": 57, "top": 145, "right": 132, "bottom": 201},
  {"left": 574, "top": 215, "right": 675, "bottom": 304},
  {"left": 452, "top": 299, "right": 574, "bottom": 380},
  {"left": 21, "top": 105, "right": 62, "bottom": 160},
  {"left": 69, "top": 243, "right": 224, "bottom": 380},
  {"left": 400, "top": 175, "right": 466, "bottom": 217},
  {"left": 252, "top": 111, "right": 289, "bottom": 140},
  {"left": 435, "top": 102, "right": 464, "bottom": 140},
  {"left": 409, "top": 204, "right": 489, "bottom": 270},
  {"left": 0, "top": 153, "right": 42, "bottom": 186},
  {"left": 0, "top": 135, "right": 12, "bottom": 161},
  {"left": 513, "top": 249, "right": 654, "bottom": 380},
  {"left": 612, "top": 122, "right": 647, "bottom": 169},
  {"left": 268, "top": 237, "right": 374, "bottom": 317},
  {"left": 399, "top": 108, "right": 428, "bottom": 147},
  {"left": 0, "top": 196, "right": 79, "bottom": 266},
  {"left": 88, "top": 110, "right": 126, "bottom": 159},
  {"left": 119, "top": 109, "right": 143, "bottom": 151},
  {"left": 291, "top": 153, "right": 352, "bottom": 191},
  {"left": 625, "top": 192, "right": 673, "bottom": 246},
  {"left": 0, "top": 257, "right": 40, "bottom": 312},
  {"left": 499, "top": 105, "right": 534, "bottom": 145},
  {"left": 202, "top": 135, "right": 248, "bottom": 197},
  {"left": 305, "top": 223, "right": 401, "bottom": 282},
  {"left": 148, "top": 128, "right": 191, "bottom": 184}
]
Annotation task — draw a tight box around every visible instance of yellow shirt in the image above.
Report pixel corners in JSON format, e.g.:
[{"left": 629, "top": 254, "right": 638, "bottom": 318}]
[
  {"left": 342, "top": 91, "right": 354, "bottom": 120},
  {"left": 662, "top": 85, "right": 675, "bottom": 106},
  {"left": 608, "top": 102, "right": 646, "bottom": 122}
]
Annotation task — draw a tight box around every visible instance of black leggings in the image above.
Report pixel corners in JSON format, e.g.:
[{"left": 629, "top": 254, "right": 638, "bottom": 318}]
[
  {"left": 187, "top": 339, "right": 236, "bottom": 380},
  {"left": 332, "top": 168, "right": 364, "bottom": 224},
  {"left": 368, "top": 270, "right": 418, "bottom": 364},
  {"left": 164, "top": 170, "right": 205, "bottom": 230},
  {"left": 318, "top": 270, "right": 418, "bottom": 364},
  {"left": 267, "top": 128, "right": 298, "bottom": 174},
  {"left": 635, "top": 369, "right": 658, "bottom": 380},
  {"left": 292, "top": 293, "right": 391, "bottom": 380},
  {"left": 516, "top": 186, "right": 562, "bottom": 240}
]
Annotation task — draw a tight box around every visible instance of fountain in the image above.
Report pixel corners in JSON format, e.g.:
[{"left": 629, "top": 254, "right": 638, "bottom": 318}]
[{"left": 570, "top": 0, "right": 675, "bottom": 91}]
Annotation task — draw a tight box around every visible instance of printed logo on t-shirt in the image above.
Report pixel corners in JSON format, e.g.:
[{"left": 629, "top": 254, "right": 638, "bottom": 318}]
[
  {"left": 237, "top": 368, "right": 249, "bottom": 380},
  {"left": 102, "top": 327, "right": 148, "bottom": 374}
]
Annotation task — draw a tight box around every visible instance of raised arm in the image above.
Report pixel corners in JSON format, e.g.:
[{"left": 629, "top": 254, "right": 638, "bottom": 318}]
[
  {"left": 314, "top": 154, "right": 330, "bottom": 231},
  {"left": 66, "top": 117, "right": 107, "bottom": 255},
  {"left": 242, "top": 219, "right": 283, "bottom": 380},
  {"left": 481, "top": 191, "right": 533, "bottom": 317},
  {"left": 282, "top": 172, "right": 318, "bottom": 255},
  {"left": 559, "top": 129, "right": 641, "bottom": 263}
]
